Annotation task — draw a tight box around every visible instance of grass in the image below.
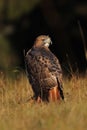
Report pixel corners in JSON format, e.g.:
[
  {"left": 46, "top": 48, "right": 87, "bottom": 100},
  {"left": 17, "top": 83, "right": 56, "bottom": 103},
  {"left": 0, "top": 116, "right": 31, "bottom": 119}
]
[{"left": 0, "top": 72, "right": 87, "bottom": 130}]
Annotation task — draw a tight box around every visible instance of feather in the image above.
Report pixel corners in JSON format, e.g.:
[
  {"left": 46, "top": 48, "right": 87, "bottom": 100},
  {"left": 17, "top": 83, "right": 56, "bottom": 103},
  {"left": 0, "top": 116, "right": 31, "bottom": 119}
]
[{"left": 25, "top": 35, "right": 64, "bottom": 102}]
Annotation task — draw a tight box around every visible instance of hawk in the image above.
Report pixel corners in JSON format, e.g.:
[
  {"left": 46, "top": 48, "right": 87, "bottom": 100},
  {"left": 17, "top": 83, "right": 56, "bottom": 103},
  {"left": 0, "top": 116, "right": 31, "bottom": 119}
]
[{"left": 25, "top": 35, "right": 64, "bottom": 102}]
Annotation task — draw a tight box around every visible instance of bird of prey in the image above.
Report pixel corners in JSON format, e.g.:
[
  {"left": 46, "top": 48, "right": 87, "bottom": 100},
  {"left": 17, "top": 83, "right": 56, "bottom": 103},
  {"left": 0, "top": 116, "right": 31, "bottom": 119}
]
[{"left": 25, "top": 35, "right": 64, "bottom": 102}]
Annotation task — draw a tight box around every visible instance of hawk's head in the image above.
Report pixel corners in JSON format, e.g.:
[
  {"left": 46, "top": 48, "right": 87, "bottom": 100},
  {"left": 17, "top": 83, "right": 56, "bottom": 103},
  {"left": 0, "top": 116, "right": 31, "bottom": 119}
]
[{"left": 33, "top": 35, "right": 52, "bottom": 48}]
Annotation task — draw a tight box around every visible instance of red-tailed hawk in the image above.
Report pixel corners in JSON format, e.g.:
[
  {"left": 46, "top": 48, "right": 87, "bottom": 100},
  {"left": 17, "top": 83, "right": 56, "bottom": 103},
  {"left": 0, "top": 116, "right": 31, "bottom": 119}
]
[{"left": 25, "top": 35, "right": 64, "bottom": 102}]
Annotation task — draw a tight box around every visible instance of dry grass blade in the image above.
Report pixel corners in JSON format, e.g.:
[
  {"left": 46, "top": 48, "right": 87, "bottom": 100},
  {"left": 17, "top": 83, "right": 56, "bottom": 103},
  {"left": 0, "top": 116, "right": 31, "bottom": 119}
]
[{"left": 0, "top": 72, "right": 87, "bottom": 130}]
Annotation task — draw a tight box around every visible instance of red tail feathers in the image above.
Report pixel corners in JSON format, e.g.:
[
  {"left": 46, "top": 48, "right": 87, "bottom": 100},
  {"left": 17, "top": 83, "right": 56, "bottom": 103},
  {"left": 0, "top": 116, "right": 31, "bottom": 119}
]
[{"left": 48, "top": 86, "right": 60, "bottom": 101}]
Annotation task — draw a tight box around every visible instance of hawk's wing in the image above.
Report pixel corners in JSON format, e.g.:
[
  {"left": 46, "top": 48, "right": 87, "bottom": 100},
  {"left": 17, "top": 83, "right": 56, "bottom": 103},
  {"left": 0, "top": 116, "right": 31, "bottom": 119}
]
[{"left": 25, "top": 47, "right": 64, "bottom": 99}]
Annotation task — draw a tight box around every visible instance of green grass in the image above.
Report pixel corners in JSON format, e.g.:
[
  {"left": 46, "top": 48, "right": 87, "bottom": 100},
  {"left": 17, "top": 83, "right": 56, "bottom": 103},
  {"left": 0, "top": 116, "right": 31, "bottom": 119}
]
[{"left": 0, "top": 72, "right": 87, "bottom": 130}]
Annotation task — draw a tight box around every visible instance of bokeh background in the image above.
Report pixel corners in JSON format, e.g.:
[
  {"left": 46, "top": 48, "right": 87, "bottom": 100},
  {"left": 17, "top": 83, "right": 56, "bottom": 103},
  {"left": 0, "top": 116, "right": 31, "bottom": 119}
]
[{"left": 0, "top": 0, "right": 87, "bottom": 75}]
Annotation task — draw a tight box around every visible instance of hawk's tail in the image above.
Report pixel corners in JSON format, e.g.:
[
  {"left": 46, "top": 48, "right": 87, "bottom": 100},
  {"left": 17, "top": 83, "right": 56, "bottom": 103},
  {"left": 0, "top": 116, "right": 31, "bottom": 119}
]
[{"left": 48, "top": 86, "right": 61, "bottom": 101}]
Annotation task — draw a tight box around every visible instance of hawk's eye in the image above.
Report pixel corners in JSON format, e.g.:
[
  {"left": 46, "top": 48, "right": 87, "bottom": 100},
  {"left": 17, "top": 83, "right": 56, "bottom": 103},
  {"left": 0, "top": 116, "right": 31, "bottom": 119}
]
[{"left": 42, "top": 38, "right": 45, "bottom": 41}]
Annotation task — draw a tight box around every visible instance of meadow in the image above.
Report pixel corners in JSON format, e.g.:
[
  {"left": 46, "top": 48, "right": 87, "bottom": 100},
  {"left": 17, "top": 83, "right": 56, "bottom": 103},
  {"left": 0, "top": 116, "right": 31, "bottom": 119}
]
[{"left": 0, "top": 71, "right": 87, "bottom": 130}]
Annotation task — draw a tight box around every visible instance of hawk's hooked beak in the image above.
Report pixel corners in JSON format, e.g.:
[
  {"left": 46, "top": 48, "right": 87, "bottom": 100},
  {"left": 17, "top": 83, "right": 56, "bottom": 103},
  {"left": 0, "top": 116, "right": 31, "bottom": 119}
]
[{"left": 44, "top": 38, "right": 52, "bottom": 47}]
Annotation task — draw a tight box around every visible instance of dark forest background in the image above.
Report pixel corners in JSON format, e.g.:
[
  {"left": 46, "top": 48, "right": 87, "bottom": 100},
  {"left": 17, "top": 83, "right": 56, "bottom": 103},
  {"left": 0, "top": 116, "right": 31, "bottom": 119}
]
[{"left": 0, "top": 0, "right": 87, "bottom": 75}]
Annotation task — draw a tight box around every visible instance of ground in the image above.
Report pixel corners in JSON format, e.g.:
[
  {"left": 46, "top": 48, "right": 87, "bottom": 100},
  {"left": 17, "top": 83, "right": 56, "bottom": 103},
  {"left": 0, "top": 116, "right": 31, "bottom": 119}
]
[{"left": 0, "top": 72, "right": 87, "bottom": 130}]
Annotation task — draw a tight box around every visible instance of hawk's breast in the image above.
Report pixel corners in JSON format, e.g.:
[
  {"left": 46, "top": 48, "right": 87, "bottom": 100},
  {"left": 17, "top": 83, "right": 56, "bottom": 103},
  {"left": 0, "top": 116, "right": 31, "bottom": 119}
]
[{"left": 25, "top": 47, "right": 61, "bottom": 90}]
